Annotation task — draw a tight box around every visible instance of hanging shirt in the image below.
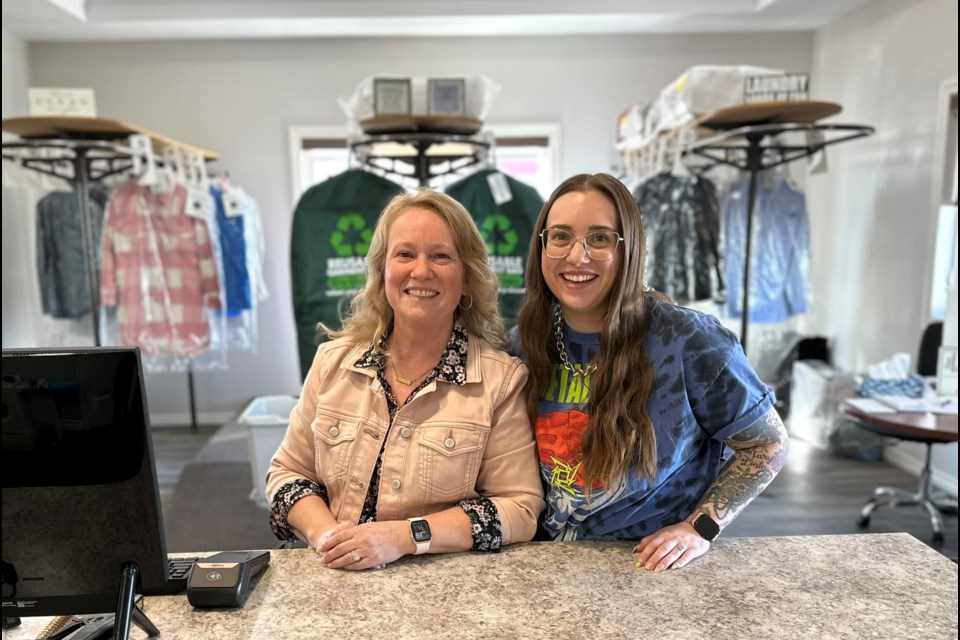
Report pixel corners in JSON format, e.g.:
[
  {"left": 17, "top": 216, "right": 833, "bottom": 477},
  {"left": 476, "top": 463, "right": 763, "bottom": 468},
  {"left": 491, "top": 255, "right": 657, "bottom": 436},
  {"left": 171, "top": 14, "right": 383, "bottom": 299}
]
[
  {"left": 445, "top": 169, "right": 543, "bottom": 328},
  {"left": 724, "top": 177, "right": 810, "bottom": 322},
  {"left": 241, "top": 190, "right": 268, "bottom": 307},
  {"left": 511, "top": 299, "right": 774, "bottom": 540},
  {"left": 290, "top": 169, "right": 405, "bottom": 381},
  {"left": 35, "top": 184, "right": 110, "bottom": 318},
  {"left": 210, "top": 184, "right": 252, "bottom": 316},
  {"left": 99, "top": 181, "right": 221, "bottom": 357},
  {"left": 635, "top": 172, "right": 723, "bottom": 303}
]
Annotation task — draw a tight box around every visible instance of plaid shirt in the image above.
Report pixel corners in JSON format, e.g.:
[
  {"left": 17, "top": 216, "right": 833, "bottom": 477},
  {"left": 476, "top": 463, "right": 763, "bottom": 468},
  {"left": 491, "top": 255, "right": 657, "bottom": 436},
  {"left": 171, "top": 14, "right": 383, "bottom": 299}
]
[{"left": 99, "top": 181, "right": 221, "bottom": 357}]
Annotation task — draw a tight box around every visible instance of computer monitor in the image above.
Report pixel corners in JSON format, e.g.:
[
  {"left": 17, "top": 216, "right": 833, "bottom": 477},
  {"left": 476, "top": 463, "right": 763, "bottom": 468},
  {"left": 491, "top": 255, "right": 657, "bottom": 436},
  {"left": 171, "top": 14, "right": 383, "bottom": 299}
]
[{"left": 1, "top": 347, "right": 168, "bottom": 629}]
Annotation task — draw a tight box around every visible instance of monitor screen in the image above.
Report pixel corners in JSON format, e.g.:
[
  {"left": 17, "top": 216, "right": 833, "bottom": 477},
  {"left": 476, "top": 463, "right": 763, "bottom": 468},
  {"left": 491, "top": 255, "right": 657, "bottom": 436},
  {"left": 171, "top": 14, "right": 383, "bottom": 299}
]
[{"left": 1, "top": 347, "right": 168, "bottom": 617}]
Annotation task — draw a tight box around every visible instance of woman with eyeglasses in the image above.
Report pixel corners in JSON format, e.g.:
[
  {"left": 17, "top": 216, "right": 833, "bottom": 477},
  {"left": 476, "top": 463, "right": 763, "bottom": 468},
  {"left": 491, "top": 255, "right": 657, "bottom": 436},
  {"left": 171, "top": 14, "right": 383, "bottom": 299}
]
[{"left": 514, "top": 173, "right": 788, "bottom": 571}]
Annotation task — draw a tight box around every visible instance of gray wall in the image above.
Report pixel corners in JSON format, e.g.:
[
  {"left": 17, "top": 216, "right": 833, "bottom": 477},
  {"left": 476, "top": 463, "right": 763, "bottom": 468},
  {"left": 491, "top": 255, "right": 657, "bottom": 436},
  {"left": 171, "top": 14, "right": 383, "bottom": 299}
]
[
  {"left": 12, "top": 32, "right": 812, "bottom": 423},
  {"left": 809, "top": 0, "right": 958, "bottom": 489},
  {"left": 2, "top": 29, "right": 29, "bottom": 119}
]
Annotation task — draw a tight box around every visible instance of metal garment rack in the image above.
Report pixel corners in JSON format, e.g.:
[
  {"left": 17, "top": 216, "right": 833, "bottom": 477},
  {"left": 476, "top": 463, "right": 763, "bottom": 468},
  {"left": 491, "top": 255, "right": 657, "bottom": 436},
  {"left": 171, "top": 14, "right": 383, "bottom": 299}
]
[
  {"left": 349, "top": 131, "right": 491, "bottom": 187},
  {"left": 682, "top": 121, "right": 875, "bottom": 353},
  {"left": 1, "top": 137, "right": 207, "bottom": 431}
]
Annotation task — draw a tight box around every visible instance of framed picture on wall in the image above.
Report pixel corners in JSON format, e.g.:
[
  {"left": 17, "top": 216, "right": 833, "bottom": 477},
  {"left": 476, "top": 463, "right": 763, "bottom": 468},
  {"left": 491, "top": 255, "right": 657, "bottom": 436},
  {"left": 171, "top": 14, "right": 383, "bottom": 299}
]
[
  {"left": 427, "top": 78, "right": 466, "bottom": 117},
  {"left": 373, "top": 78, "right": 412, "bottom": 117}
]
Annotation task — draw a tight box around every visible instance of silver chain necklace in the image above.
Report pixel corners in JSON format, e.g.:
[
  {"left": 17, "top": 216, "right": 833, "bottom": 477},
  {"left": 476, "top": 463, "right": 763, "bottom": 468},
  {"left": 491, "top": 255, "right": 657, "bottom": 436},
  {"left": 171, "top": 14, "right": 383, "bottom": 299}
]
[{"left": 553, "top": 307, "right": 598, "bottom": 379}]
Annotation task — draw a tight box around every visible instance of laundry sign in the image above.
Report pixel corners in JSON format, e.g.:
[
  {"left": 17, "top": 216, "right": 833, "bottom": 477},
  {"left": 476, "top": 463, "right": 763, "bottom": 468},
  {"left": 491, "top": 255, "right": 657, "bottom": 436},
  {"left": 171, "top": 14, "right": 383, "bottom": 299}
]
[{"left": 743, "top": 73, "right": 809, "bottom": 104}]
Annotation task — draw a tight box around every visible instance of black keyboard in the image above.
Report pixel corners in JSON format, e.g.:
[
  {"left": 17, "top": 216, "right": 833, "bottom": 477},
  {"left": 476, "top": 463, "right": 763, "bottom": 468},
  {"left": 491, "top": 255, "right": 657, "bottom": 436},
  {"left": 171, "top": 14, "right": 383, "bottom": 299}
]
[{"left": 142, "top": 557, "right": 201, "bottom": 596}]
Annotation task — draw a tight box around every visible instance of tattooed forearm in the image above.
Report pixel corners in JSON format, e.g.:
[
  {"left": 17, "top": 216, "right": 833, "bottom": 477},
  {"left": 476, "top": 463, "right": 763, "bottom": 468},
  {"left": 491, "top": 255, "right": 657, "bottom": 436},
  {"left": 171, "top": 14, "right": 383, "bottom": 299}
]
[{"left": 694, "top": 408, "right": 789, "bottom": 525}]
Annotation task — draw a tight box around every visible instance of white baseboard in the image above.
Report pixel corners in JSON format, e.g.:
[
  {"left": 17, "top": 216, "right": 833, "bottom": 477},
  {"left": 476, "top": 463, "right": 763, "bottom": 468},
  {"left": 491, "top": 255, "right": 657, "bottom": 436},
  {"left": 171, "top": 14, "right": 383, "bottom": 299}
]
[
  {"left": 884, "top": 447, "right": 959, "bottom": 497},
  {"left": 150, "top": 411, "right": 235, "bottom": 428}
]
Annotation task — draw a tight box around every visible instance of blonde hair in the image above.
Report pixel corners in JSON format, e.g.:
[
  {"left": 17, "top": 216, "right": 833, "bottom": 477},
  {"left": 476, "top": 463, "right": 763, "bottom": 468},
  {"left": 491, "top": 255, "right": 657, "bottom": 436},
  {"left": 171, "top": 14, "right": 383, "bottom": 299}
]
[{"left": 326, "top": 189, "right": 505, "bottom": 347}]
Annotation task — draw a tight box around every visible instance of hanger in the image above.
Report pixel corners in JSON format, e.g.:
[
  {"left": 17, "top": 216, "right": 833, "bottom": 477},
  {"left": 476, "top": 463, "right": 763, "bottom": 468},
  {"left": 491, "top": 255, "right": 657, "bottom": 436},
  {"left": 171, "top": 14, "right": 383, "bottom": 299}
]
[
  {"left": 129, "top": 134, "right": 160, "bottom": 187},
  {"left": 670, "top": 129, "right": 696, "bottom": 178}
]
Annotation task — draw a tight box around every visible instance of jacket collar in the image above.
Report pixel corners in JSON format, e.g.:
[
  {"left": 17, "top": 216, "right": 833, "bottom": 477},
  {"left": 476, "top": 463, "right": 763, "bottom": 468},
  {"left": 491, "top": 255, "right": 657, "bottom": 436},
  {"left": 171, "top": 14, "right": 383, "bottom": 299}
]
[{"left": 339, "top": 322, "right": 481, "bottom": 384}]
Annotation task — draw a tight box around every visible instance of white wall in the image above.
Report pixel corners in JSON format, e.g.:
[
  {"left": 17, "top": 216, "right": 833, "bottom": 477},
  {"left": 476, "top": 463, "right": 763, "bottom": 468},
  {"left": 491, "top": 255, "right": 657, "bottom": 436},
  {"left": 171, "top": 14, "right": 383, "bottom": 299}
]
[
  {"left": 2, "top": 29, "right": 29, "bottom": 119},
  {"left": 16, "top": 32, "right": 812, "bottom": 423},
  {"left": 2, "top": 29, "right": 39, "bottom": 352},
  {"left": 809, "top": 0, "right": 958, "bottom": 490}
]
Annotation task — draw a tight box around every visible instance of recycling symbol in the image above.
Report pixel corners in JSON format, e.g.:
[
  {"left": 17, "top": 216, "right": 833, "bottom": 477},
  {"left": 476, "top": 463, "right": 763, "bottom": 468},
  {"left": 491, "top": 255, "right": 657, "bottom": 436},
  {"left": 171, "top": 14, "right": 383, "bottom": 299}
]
[
  {"left": 480, "top": 215, "right": 518, "bottom": 256},
  {"left": 330, "top": 214, "right": 373, "bottom": 257}
]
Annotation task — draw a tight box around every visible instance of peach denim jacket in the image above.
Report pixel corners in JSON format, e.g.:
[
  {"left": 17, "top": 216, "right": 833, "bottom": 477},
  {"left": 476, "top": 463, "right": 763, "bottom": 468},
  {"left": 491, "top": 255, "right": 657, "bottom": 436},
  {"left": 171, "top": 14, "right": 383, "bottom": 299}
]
[{"left": 266, "top": 333, "right": 545, "bottom": 544}]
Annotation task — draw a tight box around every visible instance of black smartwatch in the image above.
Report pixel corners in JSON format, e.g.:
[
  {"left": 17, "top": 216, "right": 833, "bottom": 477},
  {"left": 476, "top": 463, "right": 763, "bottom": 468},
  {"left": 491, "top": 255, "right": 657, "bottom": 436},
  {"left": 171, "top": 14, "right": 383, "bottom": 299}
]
[
  {"left": 691, "top": 513, "right": 721, "bottom": 542},
  {"left": 408, "top": 517, "right": 432, "bottom": 555}
]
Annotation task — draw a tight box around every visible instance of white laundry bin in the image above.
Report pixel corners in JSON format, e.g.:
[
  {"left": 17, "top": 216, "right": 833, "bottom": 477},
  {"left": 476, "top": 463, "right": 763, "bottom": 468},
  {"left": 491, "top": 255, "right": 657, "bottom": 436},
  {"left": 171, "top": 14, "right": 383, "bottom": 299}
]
[{"left": 239, "top": 395, "right": 299, "bottom": 507}]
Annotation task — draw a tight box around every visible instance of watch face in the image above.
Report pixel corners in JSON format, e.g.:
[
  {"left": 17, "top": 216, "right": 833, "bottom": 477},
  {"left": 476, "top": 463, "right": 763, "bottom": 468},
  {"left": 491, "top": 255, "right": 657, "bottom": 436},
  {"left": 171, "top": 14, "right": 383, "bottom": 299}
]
[
  {"left": 410, "top": 519, "right": 432, "bottom": 542},
  {"left": 694, "top": 514, "right": 721, "bottom": 541}
]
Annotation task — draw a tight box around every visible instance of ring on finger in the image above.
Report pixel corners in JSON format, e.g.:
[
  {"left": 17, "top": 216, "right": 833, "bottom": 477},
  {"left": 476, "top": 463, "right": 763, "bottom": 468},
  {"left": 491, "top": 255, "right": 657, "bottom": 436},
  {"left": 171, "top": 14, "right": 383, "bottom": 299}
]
[
  {"left": 676, "top": 545, "right": 686, "bottom": 554},
  {"left": 350, "top": 549, "right": 362, "bottom": 563}
]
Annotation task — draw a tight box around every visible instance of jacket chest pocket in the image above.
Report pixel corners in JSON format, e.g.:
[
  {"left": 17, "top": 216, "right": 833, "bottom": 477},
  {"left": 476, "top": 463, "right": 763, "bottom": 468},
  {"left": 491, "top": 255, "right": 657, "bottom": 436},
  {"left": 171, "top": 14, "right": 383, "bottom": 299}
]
[
  {"left": 417, "top": 426, "right": 487, "bottom": 499},
  {"left": 311, "top": 416, "right": 359, "bottom": 484}
]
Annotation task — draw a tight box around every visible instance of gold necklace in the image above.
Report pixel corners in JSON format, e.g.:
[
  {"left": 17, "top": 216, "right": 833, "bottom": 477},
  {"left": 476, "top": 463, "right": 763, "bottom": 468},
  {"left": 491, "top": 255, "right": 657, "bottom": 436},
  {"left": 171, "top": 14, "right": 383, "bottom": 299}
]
[
  {"left": 390, "top": 357, "right": 437, "bottom": 386},
  {"left": 554, "top": 307, "right": 598, "bottom": 379}
]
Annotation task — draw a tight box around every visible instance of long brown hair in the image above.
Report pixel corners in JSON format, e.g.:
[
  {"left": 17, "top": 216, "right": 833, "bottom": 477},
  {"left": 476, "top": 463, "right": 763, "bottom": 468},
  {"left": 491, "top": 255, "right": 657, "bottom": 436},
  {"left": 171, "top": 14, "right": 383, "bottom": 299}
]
[
  {"left": 517, "top": 173, "right": 666, "bottom": 487},
  {"left": 328, "top": 189, "right": 504, "bottom": 347}
]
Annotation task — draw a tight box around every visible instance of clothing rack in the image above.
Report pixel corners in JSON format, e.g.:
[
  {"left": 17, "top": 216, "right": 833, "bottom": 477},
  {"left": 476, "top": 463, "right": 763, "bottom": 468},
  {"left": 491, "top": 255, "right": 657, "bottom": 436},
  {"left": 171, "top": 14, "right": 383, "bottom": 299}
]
[
  {"left": 349, "top": 131, "right": 491, "bottom": 187},
  {"left": 2, "top": 125, "right": 219, "bottom": 431},
  {"left": 2, "top": 138, "right": 137, "bottom": 346},
  {"left": 681, "top": 121, "right": 875, "bottom": 353}
]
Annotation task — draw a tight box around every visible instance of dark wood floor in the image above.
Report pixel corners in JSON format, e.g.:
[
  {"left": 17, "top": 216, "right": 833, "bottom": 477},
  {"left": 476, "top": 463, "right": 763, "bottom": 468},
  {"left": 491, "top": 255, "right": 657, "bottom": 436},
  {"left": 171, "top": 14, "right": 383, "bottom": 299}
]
[
  {"left": 153, "top": 424, "right": 220, "bottom": 513},
  {"left": 151, "top": 426, "right": 958, "bottom": 559},
  {"left": 723, "top": 437, "right": 957, "bottom": 559}
]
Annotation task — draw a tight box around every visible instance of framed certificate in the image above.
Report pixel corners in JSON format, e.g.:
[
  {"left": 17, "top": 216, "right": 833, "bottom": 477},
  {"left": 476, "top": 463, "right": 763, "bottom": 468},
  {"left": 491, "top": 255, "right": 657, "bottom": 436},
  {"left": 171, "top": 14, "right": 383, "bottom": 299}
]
[
  {"left": 427, "top": 78, "right": 466, "bottom": 117},
  {"left": 373, "top": 78, "right": 412, "bottom": 117}
]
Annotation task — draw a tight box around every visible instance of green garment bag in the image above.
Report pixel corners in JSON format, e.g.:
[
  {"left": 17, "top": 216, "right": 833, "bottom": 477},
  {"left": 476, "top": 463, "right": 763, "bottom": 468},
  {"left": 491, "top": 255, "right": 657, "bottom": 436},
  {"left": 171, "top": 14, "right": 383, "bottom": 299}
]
[
  {"left": 445, "top": 169, "right": 544, "bottom": 329},
  {"left": 290, "top": 169, "right": 405, "bottom": 381}
]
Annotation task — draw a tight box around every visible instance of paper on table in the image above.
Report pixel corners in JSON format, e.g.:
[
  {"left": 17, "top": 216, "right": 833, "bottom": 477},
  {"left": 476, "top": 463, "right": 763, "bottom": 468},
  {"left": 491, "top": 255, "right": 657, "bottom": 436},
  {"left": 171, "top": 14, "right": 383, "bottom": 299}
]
[
  {"left": 845, "top": 398, "right": 896, "bottom": 414},
  {"left": 874, "top": 395, "right": 959, "bottom": 414},
  {"left": 931, "top": 397, "right": 958, "bottom": 415},
  {"left": 876, "top": 396, "right": 929, "bottom": 412}
]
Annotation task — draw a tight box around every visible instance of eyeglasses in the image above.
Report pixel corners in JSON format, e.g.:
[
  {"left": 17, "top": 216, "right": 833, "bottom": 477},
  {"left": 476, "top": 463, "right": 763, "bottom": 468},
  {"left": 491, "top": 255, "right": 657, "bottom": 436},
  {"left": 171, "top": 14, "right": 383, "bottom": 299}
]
[{"left": 540, "top": 228, "right": 623, "bottom": 261}]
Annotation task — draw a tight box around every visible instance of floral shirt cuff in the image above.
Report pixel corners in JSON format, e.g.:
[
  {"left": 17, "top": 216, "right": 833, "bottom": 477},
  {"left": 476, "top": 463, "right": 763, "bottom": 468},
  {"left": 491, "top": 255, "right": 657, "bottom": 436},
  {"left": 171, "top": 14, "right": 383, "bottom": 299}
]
[
  {"left": 269, "top": 479, "right": 329, "bottom": 541},
  {"left": 460, "top": 497, "right": 503, "bottom": 552}
]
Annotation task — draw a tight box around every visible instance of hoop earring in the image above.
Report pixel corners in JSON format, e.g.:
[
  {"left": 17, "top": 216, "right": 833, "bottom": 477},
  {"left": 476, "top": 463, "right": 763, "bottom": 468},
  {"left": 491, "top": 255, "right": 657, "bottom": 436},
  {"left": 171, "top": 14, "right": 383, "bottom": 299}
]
[{"left": 458, "top": 294, "right": 474, "bottom": 310}]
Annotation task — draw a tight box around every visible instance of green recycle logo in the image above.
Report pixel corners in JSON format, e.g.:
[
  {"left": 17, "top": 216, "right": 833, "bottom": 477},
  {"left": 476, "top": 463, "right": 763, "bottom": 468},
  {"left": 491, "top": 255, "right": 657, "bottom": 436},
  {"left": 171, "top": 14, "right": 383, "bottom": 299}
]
[
  {"left": 330, "top": 214, "right": 373, "bottom": 257},
  {"left": 480, "top": 215, "right": 518, "bottom": 256}
]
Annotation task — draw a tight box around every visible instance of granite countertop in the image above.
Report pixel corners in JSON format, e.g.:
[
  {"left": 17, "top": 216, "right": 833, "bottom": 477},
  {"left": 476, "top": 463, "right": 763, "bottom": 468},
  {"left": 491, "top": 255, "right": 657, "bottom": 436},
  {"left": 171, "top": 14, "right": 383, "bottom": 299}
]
[{"left": 144, "top": 533, "right": 957, "bottom": 640}]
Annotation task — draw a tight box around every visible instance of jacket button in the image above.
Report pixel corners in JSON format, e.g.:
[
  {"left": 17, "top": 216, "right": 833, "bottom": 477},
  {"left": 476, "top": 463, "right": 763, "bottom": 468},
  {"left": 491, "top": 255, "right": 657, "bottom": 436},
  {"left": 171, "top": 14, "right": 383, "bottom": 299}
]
[
  {"left": 329, "top": 426, "right": 340, "bottom": 437},
  {"left": 444, "top": 437, "right": 455, "bottom": 449},
  {"left": 391, "top": 479, "right": 401, "bottom": 490},
  {"left": 400, "top": 427, "right": 411, "bottom": 438}
]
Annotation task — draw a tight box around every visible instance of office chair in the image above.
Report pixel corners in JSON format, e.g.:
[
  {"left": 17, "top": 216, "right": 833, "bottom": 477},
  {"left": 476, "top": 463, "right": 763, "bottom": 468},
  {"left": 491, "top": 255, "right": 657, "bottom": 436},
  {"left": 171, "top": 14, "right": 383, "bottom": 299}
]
[
  {"left": 917, "top": 321, "right": 943, "bottom": 377},
  {"left": 855, "top": 321, "right": 957, "bottom": 543}
]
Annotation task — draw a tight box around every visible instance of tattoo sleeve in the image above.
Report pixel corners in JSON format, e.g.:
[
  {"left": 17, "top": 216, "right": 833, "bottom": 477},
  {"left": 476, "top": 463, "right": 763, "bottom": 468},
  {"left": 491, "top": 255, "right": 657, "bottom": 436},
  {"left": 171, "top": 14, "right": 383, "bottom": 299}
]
[{"left": 694, "top": 407, "right": 789, "bottom": 526}]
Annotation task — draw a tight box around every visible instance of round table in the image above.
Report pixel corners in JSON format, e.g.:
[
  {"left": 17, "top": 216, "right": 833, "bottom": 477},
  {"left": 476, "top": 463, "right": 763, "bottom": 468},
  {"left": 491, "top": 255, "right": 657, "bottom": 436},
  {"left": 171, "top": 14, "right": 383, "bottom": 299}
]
[{"left": 842, "top": 400, "right": 958, "bottom": 543}]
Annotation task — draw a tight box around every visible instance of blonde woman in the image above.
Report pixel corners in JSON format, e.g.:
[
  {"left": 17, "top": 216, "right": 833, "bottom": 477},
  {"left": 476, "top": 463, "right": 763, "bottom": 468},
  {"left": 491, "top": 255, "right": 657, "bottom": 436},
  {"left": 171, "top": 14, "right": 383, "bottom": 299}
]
[{"left": 268, "top": 190, "right": 544, "bottom": 570}]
